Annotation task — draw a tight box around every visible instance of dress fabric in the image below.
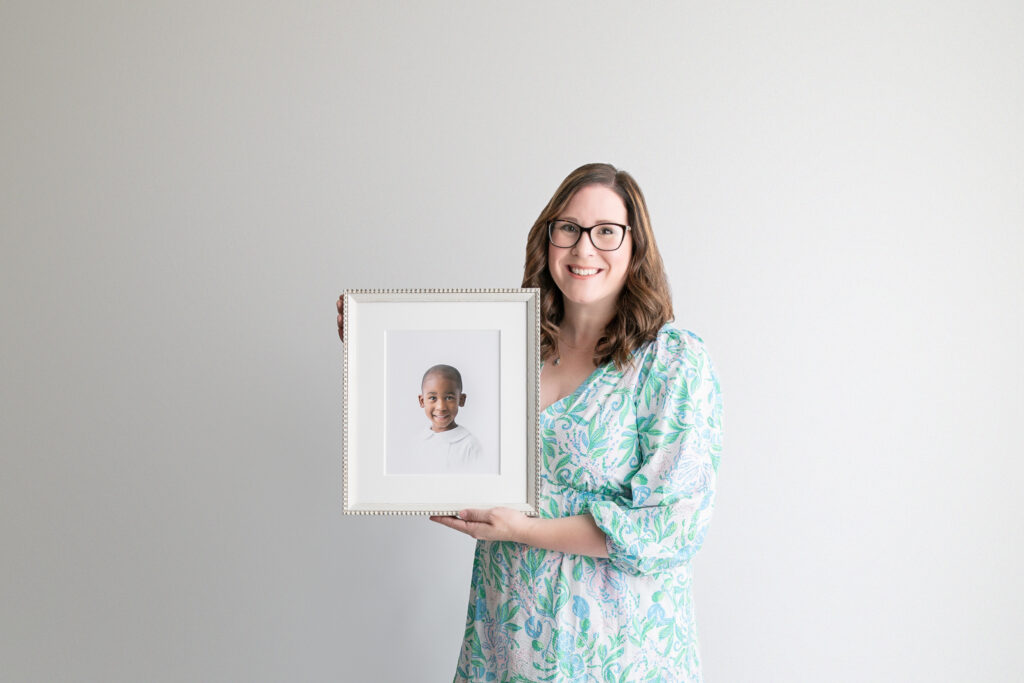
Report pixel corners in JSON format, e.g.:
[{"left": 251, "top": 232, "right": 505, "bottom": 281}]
[{"left": 453, "top": 325, "right": 724, "bottom": 683}]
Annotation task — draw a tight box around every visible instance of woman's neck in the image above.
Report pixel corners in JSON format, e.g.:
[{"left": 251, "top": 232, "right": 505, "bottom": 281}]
[{"left": 560, "top": 300, "right": 616, "bottom": 349}]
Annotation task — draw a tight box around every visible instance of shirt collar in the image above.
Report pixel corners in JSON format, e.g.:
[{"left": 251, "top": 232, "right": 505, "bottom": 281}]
[{"left": 421, "top": 426, "right": 468, "bottom": 443}]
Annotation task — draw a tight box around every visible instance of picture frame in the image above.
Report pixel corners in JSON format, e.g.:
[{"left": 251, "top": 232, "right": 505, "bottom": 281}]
[{"left": 342, "top": 288, "right": 541, "bottom": 515}]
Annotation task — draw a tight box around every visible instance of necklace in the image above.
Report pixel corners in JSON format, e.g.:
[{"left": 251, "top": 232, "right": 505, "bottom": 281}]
[{"left": 552, "top": 339, "right": 587, "bottom": 367}]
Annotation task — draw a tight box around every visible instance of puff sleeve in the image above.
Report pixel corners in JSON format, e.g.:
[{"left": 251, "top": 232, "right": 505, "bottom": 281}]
[{"left": 588, "top": 329, "right": 723, "bottom": 576}]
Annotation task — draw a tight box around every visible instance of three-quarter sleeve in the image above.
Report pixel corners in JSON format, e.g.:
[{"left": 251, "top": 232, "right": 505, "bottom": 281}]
[{"left": 588, "top": 329, "right": 724, "bottom": 576}]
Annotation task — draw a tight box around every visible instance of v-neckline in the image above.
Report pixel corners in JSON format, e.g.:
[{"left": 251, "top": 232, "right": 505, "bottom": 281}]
[{"left": 540, "top": 361, "right": 607, "bottom": 414}]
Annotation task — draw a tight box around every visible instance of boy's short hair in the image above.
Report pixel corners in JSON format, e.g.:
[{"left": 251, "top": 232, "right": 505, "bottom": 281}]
[{"left": 421, "top": 364, "right": 463, "bottom": 392}]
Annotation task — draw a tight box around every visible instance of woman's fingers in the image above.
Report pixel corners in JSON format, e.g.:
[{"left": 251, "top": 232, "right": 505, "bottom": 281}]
[
  {"left": 455, "top": 508, "right": 489, "bottom": 523},
  {"left": 430, "top": 515, "right": 471, "bottom": 535},
  {"left": 430, "top": 508, "right": 522, "bottom": 543},
  {"left": 430, "top": 510, "right": 491, "bottom": 539}
]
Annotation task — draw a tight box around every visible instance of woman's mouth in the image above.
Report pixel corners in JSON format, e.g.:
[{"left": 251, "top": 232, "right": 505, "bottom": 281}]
[{"left": 568, "top": 265, "right": 602, "bottom": 278}]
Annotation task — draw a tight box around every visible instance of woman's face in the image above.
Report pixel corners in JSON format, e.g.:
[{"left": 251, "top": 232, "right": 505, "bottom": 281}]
[{"left": 547, "top": 184, "right": 633, "bottom": 311}]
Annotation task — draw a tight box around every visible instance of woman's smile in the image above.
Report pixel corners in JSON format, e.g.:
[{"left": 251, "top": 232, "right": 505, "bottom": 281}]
[{"left": 567, "top": 265, "right": 603, "bottom": 278}]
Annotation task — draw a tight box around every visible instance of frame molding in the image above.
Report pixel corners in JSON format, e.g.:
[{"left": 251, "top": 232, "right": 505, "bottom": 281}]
[{"left": 342, "top": 288, "right": 541, "bottom": 515}]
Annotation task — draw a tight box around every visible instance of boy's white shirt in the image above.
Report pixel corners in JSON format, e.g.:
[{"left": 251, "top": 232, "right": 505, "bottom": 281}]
[{"left": 419, "top": 425, "right": 486, "bottom": 473}]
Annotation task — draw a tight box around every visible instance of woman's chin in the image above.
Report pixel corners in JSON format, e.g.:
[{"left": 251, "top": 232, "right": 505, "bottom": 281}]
[{"left": 560, "top": 289, "right": 621, "bottom": 311}]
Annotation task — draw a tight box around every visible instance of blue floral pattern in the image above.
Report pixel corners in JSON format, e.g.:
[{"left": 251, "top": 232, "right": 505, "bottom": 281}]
[{"left": 454, "top": 325, "right": 723, "bottom": 682}]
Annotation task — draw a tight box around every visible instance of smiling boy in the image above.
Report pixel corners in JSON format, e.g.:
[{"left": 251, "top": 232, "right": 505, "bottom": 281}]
[{"left": 418, "top": 364, "right": 484, "bottom": 472}]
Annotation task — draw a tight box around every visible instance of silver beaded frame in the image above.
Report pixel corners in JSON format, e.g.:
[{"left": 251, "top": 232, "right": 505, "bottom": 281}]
[{"left": 342, "top": 288, "right": 542, "bottom": 516}]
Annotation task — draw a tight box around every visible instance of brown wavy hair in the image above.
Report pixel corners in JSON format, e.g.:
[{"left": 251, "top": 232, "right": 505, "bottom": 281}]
[{"left": 521, "top": 163, "right": 673, "bottom": 369}]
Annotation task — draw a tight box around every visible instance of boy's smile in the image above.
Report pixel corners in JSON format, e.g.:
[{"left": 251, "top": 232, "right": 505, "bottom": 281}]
[{"left": 419, "top": 373, "right": 467, "bottom": 432}]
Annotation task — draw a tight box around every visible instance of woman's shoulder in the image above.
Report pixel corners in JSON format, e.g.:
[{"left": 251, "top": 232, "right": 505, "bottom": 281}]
[
  {"left": 629, "top": 322, "right": 714, "bottom": 380},
  {"left": 643, "top": 322, "right": 711, "bottom": 360},
  {"left": 630, "top": 323, "right": 721, "bottom": 404}
]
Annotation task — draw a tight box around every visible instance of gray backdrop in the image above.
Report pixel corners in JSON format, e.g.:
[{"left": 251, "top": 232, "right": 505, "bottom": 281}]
[{"left": 2, "top": 1, "right": 1021, "bottom": 681}]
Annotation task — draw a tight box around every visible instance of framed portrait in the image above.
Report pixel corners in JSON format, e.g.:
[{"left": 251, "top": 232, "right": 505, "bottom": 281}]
[{"left": 342, "top": 288, "right": 541, "bottom": 515}]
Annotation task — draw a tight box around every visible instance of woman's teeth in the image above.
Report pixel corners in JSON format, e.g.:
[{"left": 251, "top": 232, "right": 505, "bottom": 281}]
[{"left": 570, "top": 266, "right": 599, "bottom": 276}]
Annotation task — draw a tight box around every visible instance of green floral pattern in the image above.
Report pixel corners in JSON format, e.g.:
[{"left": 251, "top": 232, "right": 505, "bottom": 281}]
[{"left": 454, "top": 325, "right": 723, "bottom": 682}]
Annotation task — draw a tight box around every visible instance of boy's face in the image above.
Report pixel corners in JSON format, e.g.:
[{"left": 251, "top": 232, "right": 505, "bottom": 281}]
[{"left": 418, "top": 373, "right": 466, "bottom": 432}]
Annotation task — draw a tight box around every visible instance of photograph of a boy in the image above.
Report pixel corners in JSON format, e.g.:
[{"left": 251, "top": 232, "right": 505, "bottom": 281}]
[{"left": 418, "top": 364, "right": 484, "bottom": 472}]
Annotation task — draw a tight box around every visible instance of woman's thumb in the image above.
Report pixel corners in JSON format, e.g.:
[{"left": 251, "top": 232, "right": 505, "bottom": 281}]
[{"left": 458, "top": 508, "right": 487, "bottom": 522}]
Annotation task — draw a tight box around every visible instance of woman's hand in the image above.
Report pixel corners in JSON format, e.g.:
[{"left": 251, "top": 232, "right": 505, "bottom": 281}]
[
  {"left": 430, "top": 507, "right": 535, "bottom": 543},
  {"left": 432, "top": 510, "right": 611, "bottom": 557},
  {"left": 336, "top": 295, "right": 344, "bottom": 341}
]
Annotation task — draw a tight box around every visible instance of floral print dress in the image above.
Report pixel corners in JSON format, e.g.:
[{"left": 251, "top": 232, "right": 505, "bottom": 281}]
[{"left": 454, "top": 325, "right": 724, "bottom": 682}]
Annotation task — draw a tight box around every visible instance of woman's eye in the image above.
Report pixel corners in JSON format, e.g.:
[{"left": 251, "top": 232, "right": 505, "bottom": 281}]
[{"left": 559, "top": 223, "right": 579, "bottom": 234}]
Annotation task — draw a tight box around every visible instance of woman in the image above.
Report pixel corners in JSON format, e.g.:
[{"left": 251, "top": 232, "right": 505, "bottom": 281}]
[{"left": 338, "top": 163, "right": 723, "bottom": 681}]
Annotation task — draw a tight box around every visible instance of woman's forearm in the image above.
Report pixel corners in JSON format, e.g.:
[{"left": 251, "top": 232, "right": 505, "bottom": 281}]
[
  {"left": 517, "top": 513, "right": 609, "bottom": 558},
  {"left": 431, "top": 508, "right": 610, "bottom": 558}
]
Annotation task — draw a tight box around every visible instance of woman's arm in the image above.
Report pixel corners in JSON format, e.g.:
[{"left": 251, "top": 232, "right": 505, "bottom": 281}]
[{"left": 430, "top": 508, "right": 609, "bottom": 558}]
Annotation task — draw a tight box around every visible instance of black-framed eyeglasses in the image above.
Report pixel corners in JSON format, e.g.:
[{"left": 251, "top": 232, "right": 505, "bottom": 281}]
[{"left": 547, "top": 220, "right": 631, "bottom": 251}]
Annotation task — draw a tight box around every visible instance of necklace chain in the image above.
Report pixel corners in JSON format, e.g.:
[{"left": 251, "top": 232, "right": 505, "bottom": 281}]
[{"left": 553, "top": 338, "right": 593, "bottom": 367}]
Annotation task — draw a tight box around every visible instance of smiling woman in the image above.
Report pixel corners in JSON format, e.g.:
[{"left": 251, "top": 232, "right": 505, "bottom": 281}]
[
  {"left": 337, "top": 164, "right": 722, "bottom": 680},
  {"left": 424, "top": 163, "right": 724, "bottom": 682}
]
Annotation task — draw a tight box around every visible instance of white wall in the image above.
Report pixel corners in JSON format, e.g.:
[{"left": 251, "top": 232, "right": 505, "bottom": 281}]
[{"left": 2, "top": 1, "right": 1021, "bottom": 681}]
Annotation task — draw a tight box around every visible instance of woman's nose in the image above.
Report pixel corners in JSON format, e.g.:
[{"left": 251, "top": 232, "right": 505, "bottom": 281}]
[{"left": 571, "top": 229, "right": 598, "bottom": 255}]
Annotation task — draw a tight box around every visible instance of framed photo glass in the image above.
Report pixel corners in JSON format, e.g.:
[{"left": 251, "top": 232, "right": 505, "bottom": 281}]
[{"left": 343, "top": 289, "right": 541, "bottom": 515}]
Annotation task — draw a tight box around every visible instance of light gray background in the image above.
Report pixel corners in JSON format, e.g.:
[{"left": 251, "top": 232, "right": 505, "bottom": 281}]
[
  {"left": 386, "top": 329, "right": 499, "bottom": 475},
  {"left": 1, "top": 2, "right": 1021, "bottom": 682}
]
